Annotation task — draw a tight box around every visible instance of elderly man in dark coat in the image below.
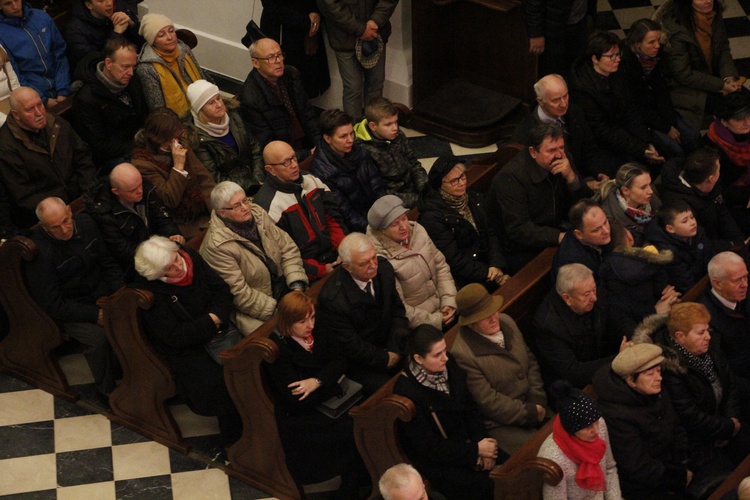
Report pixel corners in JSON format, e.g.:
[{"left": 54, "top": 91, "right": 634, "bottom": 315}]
[{"left": 315, "top": 232, "right": 410, "bottom": 395}]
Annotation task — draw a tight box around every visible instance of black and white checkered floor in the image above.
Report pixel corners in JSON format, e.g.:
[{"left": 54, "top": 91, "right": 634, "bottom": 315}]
[{"left": 3, "top": 0, "right": 750, "bottom": 497}]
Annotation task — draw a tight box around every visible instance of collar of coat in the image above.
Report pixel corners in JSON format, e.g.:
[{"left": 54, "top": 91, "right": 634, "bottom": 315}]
[
  {"left": 7, "top": 113, "right": 59, "bottom": 157},
  {"left": 458, "top": 318, "right": 515, "bottom": 356}
]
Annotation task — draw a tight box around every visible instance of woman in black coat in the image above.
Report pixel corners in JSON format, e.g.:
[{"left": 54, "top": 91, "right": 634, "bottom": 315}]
[
  {"left": 133, "top": 235, "right": 241, "bottom": 444},
  {"left": 393, "top": 325, "right": 505, "bottom": 500},
  {"left": 592, "top": 343, "right": 690, "bottom": 499},
  {"left": 417, "top": 155, "right": 508, "bottom": 290},
  {"left": 265, "top": 291, "right": 365, "bottom": 495}
]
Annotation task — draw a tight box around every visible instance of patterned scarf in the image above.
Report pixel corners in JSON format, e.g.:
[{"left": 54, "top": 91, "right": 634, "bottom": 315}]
[
  {"left": 707, "top": 121, "right": 750, "bottom": 187},
  {"left": 552, "top": 415, "right": 607, "bottom": 491},
  {"left": 616, "top": 189, "right": 654, "bottom": 225},
  {"left": 440, "top": 189, "right": 477, "bottom": 231},
  {"left": 409, "top": 359, "right": 450, "bottom": 395},
  {"left": 670, "top": 336, "right": 723, "bottom": 406},
  {"left": 636, "top": 52, "right": 659, "bottom": 75}
]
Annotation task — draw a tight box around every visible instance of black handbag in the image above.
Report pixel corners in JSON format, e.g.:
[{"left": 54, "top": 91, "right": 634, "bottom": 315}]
[
  {"left": 170, "top": 295, "right": 242, "bottom": 365},
  {"left": 316, "top": 376, "right": 363, "bottom": 419}
]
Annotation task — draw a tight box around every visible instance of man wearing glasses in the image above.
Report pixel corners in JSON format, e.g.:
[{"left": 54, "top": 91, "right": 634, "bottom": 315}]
[
  {"left": 569, "top": 31, "right": 665, "bottom": 170},
  {"left": 239, "top": 38, "right": 320, "bottom": 160},
  {"left": 254, "top": 141, "right": 347, "bottom": 282}
]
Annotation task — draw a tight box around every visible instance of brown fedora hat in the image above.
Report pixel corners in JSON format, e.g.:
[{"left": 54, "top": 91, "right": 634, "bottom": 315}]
[{"left": 456, "top": 283, "right": 504, "bottom": 326}]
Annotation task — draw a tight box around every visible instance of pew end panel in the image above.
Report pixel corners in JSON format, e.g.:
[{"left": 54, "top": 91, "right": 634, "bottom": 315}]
[
  {"left": 349, "top": 377, "right": 417, "bottom": 500},
  {"left": 0, "top": 236, "right": 78, "bottom": 401},
  {"left": 223, "top": 336, "right": 304, "bottom": 500},
  {"left": 98, "top": 287, "right": 189, "bottom": 454}
]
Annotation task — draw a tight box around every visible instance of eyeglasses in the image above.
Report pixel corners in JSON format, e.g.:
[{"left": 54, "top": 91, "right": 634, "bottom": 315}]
[
  {"left": 222, "top": 197, "right": 251, "bottom": 212},
  {"left": 253, "top": 52, "right": 285, "bottom": 63},
  {"left": 600, "top": 51, "right": 622, "bottom": 61},
  {"left": 442, "top": 172, "right": 467, "bottom": 187},
  {"left": 267, "top": 155, "right": 298, "bottom": 168}
]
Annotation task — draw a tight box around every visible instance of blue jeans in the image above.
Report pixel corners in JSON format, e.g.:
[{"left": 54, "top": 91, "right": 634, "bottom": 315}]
[{"left": 333, "top": 47, "right": 386, "bottom": 120}]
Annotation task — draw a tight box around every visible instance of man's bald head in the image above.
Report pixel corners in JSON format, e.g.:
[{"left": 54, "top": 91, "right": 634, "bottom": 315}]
[
  {"left": 249, "top": 38, "right": 285, "bottom": 83},
  {"left": 36, "top": 197, "right": 75, "bottom": 241},
  {"left": 533, "top": 74, "right": 569, "bottom": 120},
  {"left": 10, "top": 87, "right": 47, "bottom": 131},
  {"left": 263, "top": 141, "right": 299, "bottom": 183},
  {"left": 110, "top": 163, "right": 144, "bottom": 204}
]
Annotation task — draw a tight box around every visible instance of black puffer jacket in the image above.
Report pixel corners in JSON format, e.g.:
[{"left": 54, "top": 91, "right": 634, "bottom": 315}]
[
  {"left": 632, "top": 314, "right": 741, "bottom": 461},
  {"left": 569, "top": 56, "right": 652, "bottom": 164},
  {"left": 238, "top": 67, "right": 320, "bottom": 150},
  {"left": 592, "top": 363, "right": 688, "bottom": 499},
  {"left": 418, "top": 188, "right": 506, "bottom": 289},
  {"left": 354, "top": 119, "right": 428, "bottom": 208},
  {"left": 599, "top": 246, "right": 673, "bottom": 340},
  {"left": 86, "top": 178, "right": 181, "bottom": 274},
  {"left": 658, "top": 158, "right": 744, "bottom": 246},
  {"left": 71, "top": 65, "right": 149, "bottom": 168}
]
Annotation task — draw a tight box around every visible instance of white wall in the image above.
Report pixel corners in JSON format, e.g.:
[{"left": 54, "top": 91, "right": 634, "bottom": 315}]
[{"left": 138, "top": 0, "right": 413, "bottom": 107}]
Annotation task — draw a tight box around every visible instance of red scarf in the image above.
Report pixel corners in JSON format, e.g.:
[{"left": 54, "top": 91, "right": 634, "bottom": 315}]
[
  {"left": 707, "top": 121, "right": 750, "bottom": 186},
  {"left": 551, "top": 415, "right": 607, "bottom": 492},
  {"left": 165, "top": 249, "right": 194, "bottom": 286}
]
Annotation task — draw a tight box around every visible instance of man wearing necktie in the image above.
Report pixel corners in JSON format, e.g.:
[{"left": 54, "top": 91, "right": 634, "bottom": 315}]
[
  {"left": 699, "top": 251, "right": 750, "bottom": 420},
  {"left": 316, "top": 232, "right": 410, "bottom": 395}
]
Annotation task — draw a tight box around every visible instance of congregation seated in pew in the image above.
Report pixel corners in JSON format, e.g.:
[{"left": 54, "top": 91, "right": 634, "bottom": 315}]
[
  {"left": 186, "top": 79, "right": 266, "bottom": 195},
  {"left": 450, "top": 283, "right": 548, "bottom": 456},
  {"left": 315, "top": 232, "right": 409, "bottom": 395},
  {"left": 632, "top": 302, "right": 750, "bottom": 499},
  {"left": 393, "top": 324, "right": 504, "bottom": 500},
  {"left": 87, "top": 162, "right": 184, "bottom": 279},
  {"left": 131, "top": 107, "right": 215, "bottom": 238},
  {"left": 199, "top": 181, "right": 308, "bottom": 337},
  {"left": 26, "top": 197, "right": 123, "bottom": 396},
  {"left": 133, "top": 235, "right": 242, "bottom": 445},
  {"left": 254, "top": 140, "right": 347, "bottom": 282},
  {"left": 366, "top": 194, "right": 457, "bottom": 330},
  {"left": 265, "top": 291, "right": 367, "bottom": 496},
  {"left": 418, "top": 155, "right": 509, "bottom": 290},
  {"left": 136, "top": 13, "right": 210, "bottom": 119}
]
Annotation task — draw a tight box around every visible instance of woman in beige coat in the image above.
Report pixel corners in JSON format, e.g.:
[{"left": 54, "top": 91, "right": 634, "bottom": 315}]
[
  {"left": 366, "top": 195, "right": 457, "bottom": 330},
  {"left": 450, "top": 283, "right": 549, "bottom": 455},
  {"left": 199, "top": 181, "right": 308, "bottom": 336}
]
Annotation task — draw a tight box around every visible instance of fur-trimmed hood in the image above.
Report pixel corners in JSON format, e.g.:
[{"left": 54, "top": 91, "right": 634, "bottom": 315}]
[
  {"left": 601, "top": 246, "right": 673, "bottom": 286},
  {"left": 613, "top": 245, "right": 674, "bottom": 264},
  {"left": 631, "top": 313, "right": 687, "bottom": 375}
]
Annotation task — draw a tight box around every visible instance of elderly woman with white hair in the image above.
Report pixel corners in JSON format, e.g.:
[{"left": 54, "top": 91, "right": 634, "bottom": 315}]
[
  {"left": 199, "top": 181, "right": 308, "bottom": 336},
  {"left": 133, "top": 235, "right": 242, "bottom": 444},
  {"left": 366, "top": 194, "right": 457, "bottom": 330},
  {"left": 186, "top": 80, "right": 265, "bottom": 195},
  {"left": 137, "top": 13, "right": 209, "bottom": 118}
]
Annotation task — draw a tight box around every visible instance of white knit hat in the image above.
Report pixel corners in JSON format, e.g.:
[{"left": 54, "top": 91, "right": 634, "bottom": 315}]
[
  {"left": 187, "top": 80, "right": 220, "bottom": 115},
  {"left": 139, "top": 13, "right": 173, "bottom": 46}
]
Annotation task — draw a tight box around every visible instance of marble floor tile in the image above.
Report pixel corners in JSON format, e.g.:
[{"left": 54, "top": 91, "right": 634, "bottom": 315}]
[
  {"left": 57, "top": 481, "right": 116, "bottom": 500},
  {"left": 56, "top": 447, "right": 114, "bottom": 487},
  {"left": 53, "top": 395, "right": 93, "bottom": 419},
  {"left": 0, "top": 372, "right": 33, "bottom": 393},
  {"left": 110, "top": 422, "right": 152, "bottom": 446},
  {"left": 597, "top": 0, "right": 612, "bottom": 12},
  {"left": 55, "top": 413, "right": 112, "bottom": 453},
  {"left": 0, "top": 453, "right": 56, "bottom": 496},
  {"left": 399, "top": 126, "right": 425, "bottom": 138},
  {"left": 57, "top": 353, "right": 95, "bottom": 386},
  {"left": 114, "top": 474, "right": 173, "bottom": 499},
  {"left": 171, "top": 469, "right": 232, "bottom": 500},
  {"left": 112, "top": 441, "right": 172, "bottom": 481},
  {"left": 450, "top": 142, "right": 499, "bottom": 156},
  {"left": 170, "top": 404, "right": 220, "bottom": 438},
  {"left": 730, "top": 36, "right": 750, "bottom": 59},
  {"left": 418, "top": 157, "right": 438, "bottom": 174},
  {"left": 0, "top": 389, "right": 54, "bottom": 426},
  {"left": 168, "top": 449, "right": 213, "bottom": 474},
  {"left": 0, "top": 421, "right": 54, "bottom": 459}
]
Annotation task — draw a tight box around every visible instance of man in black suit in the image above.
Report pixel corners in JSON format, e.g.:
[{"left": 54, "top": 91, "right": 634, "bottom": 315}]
[{"left": 316, "top": 232, "right": 410, "bottom": 395}]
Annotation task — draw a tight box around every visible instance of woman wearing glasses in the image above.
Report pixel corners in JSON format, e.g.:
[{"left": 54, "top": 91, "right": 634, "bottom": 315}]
[
  {"left": 132, "top": 107, "right": 215, "bottom": 238},
  {"left": 137, "top": 13, "right": 210, "bottom": 118},
  {"left": 417, "top": 155, "right": 509, "bottom": 291},
  {"left": 199, "top": 181, "right": 308, "bottom": 336},
  {"left": 570, "top": 30, "right": 665, "bottom": 177},
  {"left": 186, "top": 80, "right": 265, "bottom": 196},
  {"left": 654, "top": 0, "right": 742, "bottom": 132}
]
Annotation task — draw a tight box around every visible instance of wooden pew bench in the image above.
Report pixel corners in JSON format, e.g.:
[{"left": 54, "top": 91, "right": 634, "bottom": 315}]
[{"left": 349, "top": 247, "right": 558, "bottom": 499}]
